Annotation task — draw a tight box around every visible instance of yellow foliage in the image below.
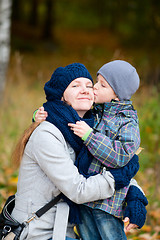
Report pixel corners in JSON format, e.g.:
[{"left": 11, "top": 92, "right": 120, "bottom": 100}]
[
  {"left": 0, "top": 189, "right": 8, "bottom": 199},
  {"left": 135, "top": 147, "right": 144, "bottom": 155},
  {"left": 74, "top": 226, "right": 80, "bottom": 237},
  {"left": 150, "top": 209, "right": 160, "bottom": 220},
  {"left": 145, "top": 126, "right": 152, "bottom": 133},
  {"left": 141, "top": 225, "right": 152, "bottom": 232},
  {"left": 8, "top": 176, "right": 18, "bottom": 185}
]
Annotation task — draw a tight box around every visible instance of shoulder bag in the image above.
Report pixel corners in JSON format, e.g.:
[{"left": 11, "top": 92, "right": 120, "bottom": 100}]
[{"left": 0, "top": 194, "right": 61, "bottom": 240}]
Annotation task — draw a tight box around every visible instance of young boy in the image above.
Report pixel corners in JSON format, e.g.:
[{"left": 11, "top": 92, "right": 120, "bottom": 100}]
[{"left": 34, "top": 60, "right": 148, "bottom": 239}]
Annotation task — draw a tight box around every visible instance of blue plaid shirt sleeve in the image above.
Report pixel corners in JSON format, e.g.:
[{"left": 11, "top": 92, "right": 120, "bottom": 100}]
[{"left": 84, "top": 117, "right": 140, "bottom": 168}]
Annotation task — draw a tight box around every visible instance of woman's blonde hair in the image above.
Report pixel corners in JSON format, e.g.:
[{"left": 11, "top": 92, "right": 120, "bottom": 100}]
[{"left": 12, "top": 122, "right": 40, "bottom": 167}]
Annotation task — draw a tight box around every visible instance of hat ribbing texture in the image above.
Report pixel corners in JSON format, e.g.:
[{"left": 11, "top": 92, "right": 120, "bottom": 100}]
[
  {"left": 44, "top": 63, "right": 93, "bottom": 101},
  {"left": 97, "top": 60, "right": 140, "bottom": 100}
]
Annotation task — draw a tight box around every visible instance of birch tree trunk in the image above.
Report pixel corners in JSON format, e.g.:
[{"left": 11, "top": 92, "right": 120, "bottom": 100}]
[{"left": 0, "top": 0, "right": 12, "bottom": 102}]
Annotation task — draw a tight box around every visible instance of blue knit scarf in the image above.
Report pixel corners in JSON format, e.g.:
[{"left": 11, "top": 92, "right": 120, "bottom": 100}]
[{"left": 43, "top": 100, "right": 95, "bottom": 223}]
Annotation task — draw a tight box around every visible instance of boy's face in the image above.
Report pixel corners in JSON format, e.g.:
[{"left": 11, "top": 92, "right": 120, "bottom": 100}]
[{"left": 93, "top": 74, "right": 119, "bottom": 104}]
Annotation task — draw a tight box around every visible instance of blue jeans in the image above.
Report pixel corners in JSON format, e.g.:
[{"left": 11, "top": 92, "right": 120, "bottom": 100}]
[{"left": 78, "top": 205, "right": 127, "bottom": 240}]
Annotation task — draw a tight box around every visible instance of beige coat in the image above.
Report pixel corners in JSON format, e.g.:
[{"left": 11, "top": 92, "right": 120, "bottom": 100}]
[{"left": 12, "top": 121, "right": 115, "bottom": 240}]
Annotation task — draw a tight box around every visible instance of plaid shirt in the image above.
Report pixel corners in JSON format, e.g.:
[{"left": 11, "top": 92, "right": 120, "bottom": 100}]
[{"left": 84, "top": 100, "right": 140, "bottom": 218}]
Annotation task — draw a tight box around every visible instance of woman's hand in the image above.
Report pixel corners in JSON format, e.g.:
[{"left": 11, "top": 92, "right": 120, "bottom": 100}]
[
  {"left": 123, "top": 217, "right": 138, "bottom": 232},
  {"left": 35, "top": 106, "right": 48, "bottom": 123},
  {"left": 68, "top": 121, "right": 91, "bottom": 138}
]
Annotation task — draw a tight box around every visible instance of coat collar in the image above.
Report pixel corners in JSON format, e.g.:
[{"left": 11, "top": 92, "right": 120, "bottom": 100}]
[{"left": 94, "top": 100, "right": 134, "bottom": 117}]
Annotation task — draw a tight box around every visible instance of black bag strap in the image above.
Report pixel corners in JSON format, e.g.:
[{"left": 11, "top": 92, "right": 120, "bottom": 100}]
[
  {"left": 0, "top": 194, "right": 62, "bottom": 227},
  {"left": 35, "top": 193, "right": 62, "bottom": 218}
]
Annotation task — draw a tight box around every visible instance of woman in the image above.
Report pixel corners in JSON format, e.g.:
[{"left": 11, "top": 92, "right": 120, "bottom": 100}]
[{"left": 11, "top": 63, "right": 117, "bottom": 240}]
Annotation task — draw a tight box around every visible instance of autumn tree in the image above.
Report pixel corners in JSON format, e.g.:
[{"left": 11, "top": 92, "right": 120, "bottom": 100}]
[{"left": 0, "top": 0, "right": 12, "bottom": 102}]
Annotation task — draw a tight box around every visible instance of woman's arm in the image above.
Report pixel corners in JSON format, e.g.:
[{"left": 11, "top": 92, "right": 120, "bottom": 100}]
[
  {"left": 33, "top": 110, "right": 139, "bottom": 190},
  {"left": 32, "top": 122, "right": 115, "bottom": 204}
]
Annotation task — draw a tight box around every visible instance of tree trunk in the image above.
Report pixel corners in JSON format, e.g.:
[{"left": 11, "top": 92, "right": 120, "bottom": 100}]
[
  {"left": 11, "top": 0, "right": 21, "bottom": 21},
  {"left": 29, "top": 0, "right": 38, "bottom": 26},
  {"left": 42, "top": 0, "right": 55, "bottom": 40},
  {"left": 0, "top": 0, "right": 12, "bottom": 102}
]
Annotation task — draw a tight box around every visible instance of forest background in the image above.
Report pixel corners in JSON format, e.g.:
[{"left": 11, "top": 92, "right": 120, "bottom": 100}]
[{"left": 0, "top": 0, "right": 160, "bottom": 239}]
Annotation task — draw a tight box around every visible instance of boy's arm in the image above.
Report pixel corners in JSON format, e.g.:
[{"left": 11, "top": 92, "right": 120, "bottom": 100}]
[
  {"left": 69, "top": 119, "right": 140, "bottom": 168},
  {"left": 84, "top": 118, "right": 140, "bottom": 168},
  {"left": 32, "top": 109, "right": 38, "bottom": 122},
  {"left": 32, "top": 106, "right": 48, "bottom": 122},
  {"left": 123, "top": 183, "right": 148, "bottom": 230}
]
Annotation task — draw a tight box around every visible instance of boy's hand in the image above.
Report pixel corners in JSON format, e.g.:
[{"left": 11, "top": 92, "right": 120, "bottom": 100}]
[
  {"left": 35, "top": 106, "right": 48, "bottom": 123},
  {"left": 123, "top": 217, "right": 138, "bottom": 232},
  {"left": 68, "top": 121, "right": 91, "bottom": 138}
]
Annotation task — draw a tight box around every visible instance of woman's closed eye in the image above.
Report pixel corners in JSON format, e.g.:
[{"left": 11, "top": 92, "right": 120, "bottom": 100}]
[
  {"left": 72, "top": 84, "right": 93, "bottom": 88},
  {"left": 86, "top": 85, "right": 93, "bottom": 88}
]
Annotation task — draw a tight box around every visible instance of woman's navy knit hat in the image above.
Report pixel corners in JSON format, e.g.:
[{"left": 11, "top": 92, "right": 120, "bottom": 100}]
[
  {"left": 44, "top": 63, "right": 93, "bottom": 101},
  {"left": 97, "top": 60, "right": 140, "bottom": 100}
]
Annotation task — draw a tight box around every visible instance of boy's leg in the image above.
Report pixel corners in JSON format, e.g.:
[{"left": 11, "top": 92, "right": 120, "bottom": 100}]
[
  {"left": 78, "top": 205, "right": 102, "bottom": 240},
  {"left": 92, "top": 209, "right": 127, "bottom": 240}
]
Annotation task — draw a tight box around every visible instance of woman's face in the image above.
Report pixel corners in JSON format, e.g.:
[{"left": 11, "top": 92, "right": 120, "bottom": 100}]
[{"left": 63, "top": 78, "right": 94, "bottom": 117}]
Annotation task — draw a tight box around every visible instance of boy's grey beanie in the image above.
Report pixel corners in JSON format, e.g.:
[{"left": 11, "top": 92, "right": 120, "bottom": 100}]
[{"left": 97, "top": 60, "right": 140, "bottom": 100}]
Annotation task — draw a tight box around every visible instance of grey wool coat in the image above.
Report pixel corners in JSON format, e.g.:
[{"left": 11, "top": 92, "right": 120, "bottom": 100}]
[{"left": 12, "top": 121, "right": 115, "bottom": 240}]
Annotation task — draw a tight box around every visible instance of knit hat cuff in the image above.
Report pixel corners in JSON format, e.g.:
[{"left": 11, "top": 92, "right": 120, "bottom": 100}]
[{"left": 44, "top": 63, "right": 93, "bottom": 101}]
